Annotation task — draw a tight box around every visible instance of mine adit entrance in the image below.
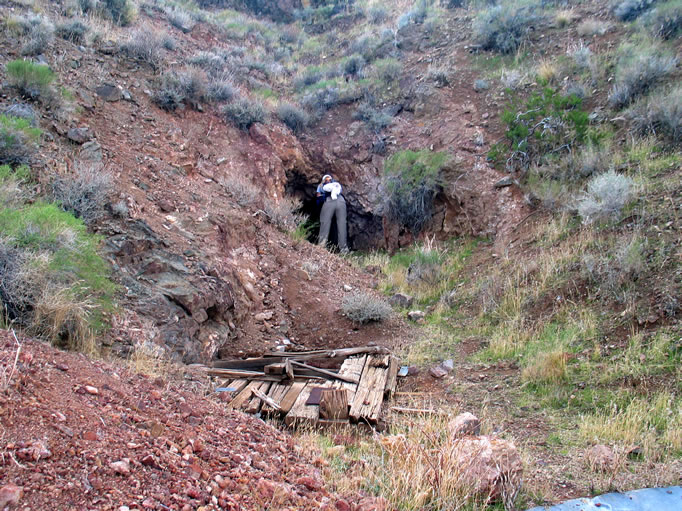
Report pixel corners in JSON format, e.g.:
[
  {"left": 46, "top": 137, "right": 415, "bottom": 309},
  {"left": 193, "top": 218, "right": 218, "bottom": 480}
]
[{"left": 285, "top": 171, "right": 384, "bottom": 251}]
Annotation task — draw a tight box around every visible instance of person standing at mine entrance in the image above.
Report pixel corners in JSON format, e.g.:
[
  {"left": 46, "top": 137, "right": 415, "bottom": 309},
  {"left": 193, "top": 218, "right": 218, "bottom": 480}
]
[{"left": 316, "top": 174, "right": 349, "bottom": 254}]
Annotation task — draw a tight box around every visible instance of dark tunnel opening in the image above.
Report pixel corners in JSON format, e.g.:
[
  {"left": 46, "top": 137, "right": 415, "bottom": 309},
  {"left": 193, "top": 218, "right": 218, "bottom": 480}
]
[{"left": 285, "top": 171, "right": 385, "bottom": 251}]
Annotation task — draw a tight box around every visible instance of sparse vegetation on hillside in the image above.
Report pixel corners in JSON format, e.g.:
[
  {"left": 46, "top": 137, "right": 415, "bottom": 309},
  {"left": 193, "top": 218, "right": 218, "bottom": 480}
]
[
  {"left": 0, "top": 114, "right": 41, "bottom": 166},
  {"left": 382, "top": 149, "right": 448, "bottom": 234},
  {"left": 342, "top": 291, "right": 392, "bottom": 324},
  {"left": 5, "top": 60, "right": 56, "bottom": 102},
  {"left": 473, "top": 0, "right": 542, "bottom": 54}
]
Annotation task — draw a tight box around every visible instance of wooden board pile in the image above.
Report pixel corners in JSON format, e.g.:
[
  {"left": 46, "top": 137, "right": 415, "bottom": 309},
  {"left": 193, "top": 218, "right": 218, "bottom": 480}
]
[{"left": 206, "top": 347, "right": 399, "bottom": 426}]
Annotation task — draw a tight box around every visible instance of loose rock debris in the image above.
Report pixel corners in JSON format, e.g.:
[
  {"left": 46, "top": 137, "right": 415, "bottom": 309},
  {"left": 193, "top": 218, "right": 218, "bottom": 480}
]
[{"left": 207, "top": 346, "right": 400, "bottom": 426}]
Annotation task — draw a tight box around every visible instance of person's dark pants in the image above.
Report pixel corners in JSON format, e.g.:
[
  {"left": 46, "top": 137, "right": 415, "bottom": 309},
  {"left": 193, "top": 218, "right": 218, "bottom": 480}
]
[{"left": 318, "top": 197, "right": 347, "bottom": 250}]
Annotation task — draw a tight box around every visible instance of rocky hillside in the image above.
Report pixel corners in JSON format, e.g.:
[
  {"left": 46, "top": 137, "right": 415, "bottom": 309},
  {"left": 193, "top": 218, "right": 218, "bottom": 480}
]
[{"left": 0, "top": 0, "right": 680, "bottom": 508}]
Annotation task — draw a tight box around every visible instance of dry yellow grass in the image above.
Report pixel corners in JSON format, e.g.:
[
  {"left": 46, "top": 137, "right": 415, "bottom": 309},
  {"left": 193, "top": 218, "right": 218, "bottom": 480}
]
[
  {"left": 522, "top": 350, "right": 567, "bottom": 384},
  {"left": 536, "top": 60, "right": 559, "bottom": 83}
]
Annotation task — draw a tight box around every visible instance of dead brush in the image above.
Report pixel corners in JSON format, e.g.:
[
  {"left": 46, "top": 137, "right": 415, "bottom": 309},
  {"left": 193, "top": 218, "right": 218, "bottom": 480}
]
[
  {"left": 219, "top": 173, "right": 260, "bottom": 207},
  {"left": 0, "top": 330, "right": 21, "bottom": 393}
]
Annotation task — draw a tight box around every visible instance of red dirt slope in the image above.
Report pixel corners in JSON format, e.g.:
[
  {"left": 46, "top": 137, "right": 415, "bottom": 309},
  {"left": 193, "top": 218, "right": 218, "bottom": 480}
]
[{"left": 0, "top": 331, "right": 349, "bottom": 510}]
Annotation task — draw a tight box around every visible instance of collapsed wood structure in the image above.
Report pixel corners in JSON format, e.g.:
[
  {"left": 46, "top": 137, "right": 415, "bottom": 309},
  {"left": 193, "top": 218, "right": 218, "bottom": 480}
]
[{"left": 206, "top": 346, "right": 399, "bottom": 426}]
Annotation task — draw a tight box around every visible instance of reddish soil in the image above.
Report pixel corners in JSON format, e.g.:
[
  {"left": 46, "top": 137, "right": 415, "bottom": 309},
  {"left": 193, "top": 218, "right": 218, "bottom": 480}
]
[{"left": 0, "top": 331, "right": 380, "bottom": 510}]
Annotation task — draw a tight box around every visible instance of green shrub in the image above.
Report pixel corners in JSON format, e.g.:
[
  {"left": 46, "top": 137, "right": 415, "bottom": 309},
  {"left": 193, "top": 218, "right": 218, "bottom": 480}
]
[
  {"left": 627, "top": 86, "right": 682, "bottom": 143},
  {"left": 189, "top": 51, "right": 226, "bottom": 75},
  {"left": 353, "top": 102, "right": 392, "bottom": 133},
  {"left": 223, "top": 96, "right": 267, "bottom": 130},
  {"left": 0, "top": 202, "right": 116, "bottom": 348},
  {"left": 576, "top": 170, "right": 634, "bottom": 225},
  {"left": 613, "top": 0, "right": 657, "bottom": 21},
  {"left": 383, "top": 149, "right": 447, "bottom": 233},
  {"left": 153, "top": 69, "right": 211, "bottom": 111},
  {"left": 342, "top": 292, "right": 392, "bottom": 324},
  {"left": 492, "top": 84, "right": 589, "bottom": 171},
  {"left": 55, "top": 20, "right": 89, "bottom": 43},
  {"left": 102, "top": 0, "right": 137, "bottom": 26},
  {"left": 427, "top": 65, "right": 450, "bottom": 87},
  {"left": 608, "top": 45, "right": 677, "bottom": 109},
  {"left": 473, "top": 0, "right": 542, "bottom": 54},
  {"left": 206, "top": 76, "right": 237, "bottom": 103},
  {"left": 277, "top": 103, "right": 309, "bottom": 134},
  {"left": 639, "top": 0, "right": 682, "bottom": 39},
  {"left": 343, "top": 54, "right": 366, "bottom": 77},
  {"left": 301, "top": 86, "right": 341, "bottom": 120},
  {"left": 0, "top": 115, "right": 41, "bottom": 166},
  {"left": 368, "top": 5, "right": 388, "bottom": 23},
  {"left": 373, "top": 58, "right": 402, "bottom": 84},
  {"left": 5, "top": 60, "right": 56, "bottom": 100}
]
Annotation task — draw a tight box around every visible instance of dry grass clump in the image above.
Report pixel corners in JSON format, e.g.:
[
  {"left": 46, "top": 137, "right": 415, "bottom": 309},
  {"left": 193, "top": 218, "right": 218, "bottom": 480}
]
[
  {"left": 51, "top": 164, "right": 113, "bottom": 224},
  {"left": 577, "top": 19, "right": 611, "bottom": 36},
  {"left": 263, "top": 196, "right": 306, "bottom": 232},
  {"left": 342, "top": 292, "right": 392, "bottom": 324},
  {"left": 522, "top": 349, "right": 567, "bottom": 384},
  {"left": 627, "top": 86, "right": 682, "bottom": 144},
  {"left": 120, "top": 27, "right": 167, "bottom": 69},
  {"left": 536, "top": 60, "right": 559, "bottom": 83},
  {"left": 555, "top": 9, "right": 579, "bottom": 27},
  {"left": 576, "top": 170, "right": 634, "bottom": 225},
  {"left": 220, "top": 173, "right": 260, "bottom": 207},
  {"left": 579, "top": 392, "right": 682, "bottom": 461},
  {"left": 128, "top": 340, "right": 174, "bottom": 378}
]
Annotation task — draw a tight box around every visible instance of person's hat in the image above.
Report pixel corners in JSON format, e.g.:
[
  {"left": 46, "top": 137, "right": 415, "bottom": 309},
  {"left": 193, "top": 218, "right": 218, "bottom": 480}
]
[{"left": 322, "top": 174, "right": 332, "bottom": 182}]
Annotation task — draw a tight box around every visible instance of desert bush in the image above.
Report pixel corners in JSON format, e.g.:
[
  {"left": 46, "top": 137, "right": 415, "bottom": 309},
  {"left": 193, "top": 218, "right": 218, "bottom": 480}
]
[
  {"left": 301, "top": 86, "right": 341, "bottom": 120},
  {"left": 574, "top": 144, "right": 613, "bottom": 178},
  {"left": 189, "top": 51, "right": 226, "bottom": 75},
  {"left": 220, "top": 174, "right": 259, "bottom": 206},
  {"left": 397, "top": 0, "right": 430, "bottom": 28},
  {"left": 582, "top": 235, "right": 646, "bottom": 301},
  {"left": 473, "top": 0, "right": 542, "bottom": 54},
  {"left": 263, "top": 196, "right": 306, "bottom": 231},
  {"left": 293, "top": 67, "right": 324, "bottom": 91},
  {"left": 343, "top": 54, "right": 366, "bottom": 77},
  {"left": 491, "top": 84, "right": 589, "bottom": 171},
  {"left": 0, "top": 115, "right": 41, "bottom": 166},
  {"left": 342, "top": 292, "right": 392, "bottom": 324},
  {"left": 639, "top": 0, "right": 682, "bottom": 39},
  {"left": 55, "top": 20, "right": 89, "bottom": 43},
  {"left": 353, "top": 101, "right": 392, "bottom": 133},
  {"left": 568, "top": 42, "right": 593, "bottom": 70},
  {"left": 368, "top": 5, "right": 388, "bottom": 23},
  {"left": 152, "top": 68, "right": 212, "bottom": 111},
  {"left": 383, "top": 149, "right": 447, "bottom": 234},
  {"left": 373, "top": 58, "right": 402, "bottom": 83},
  {"left": 51, "top": 164, "right": 113, "bottom": 224},
  {"left": 608, "top": 46, "right": 678, "bottom": 109},
  {"left": 120, "top": 29, "right": 166, "bottom": 69},
  {"left": 0, "top": 202, "right": 116, "bottom": 349},
  {"left": 576, "top": 170, "right": 634, "bottom": 224},
  {"left": 10, "top": 14, "right": 55, "bottom": 56},
  {"left": 223, "top": 96, "right": 267, "bottom": 130},
  {"left": 500, "top": 69, "right": 525, "bottom": 90},
  {"left": 167, "top": 7, "right": 196, "bottom": 33},
  {"left": 101, "top": 0, "right": 137, "bottom": 26},
  {"left": 5, "top": 60, "right": 56, "bottom": 101},
  {"left": 277, "top": 103, "right": 309, "bottom": 134},
  {"left": 427, "top": 65, "right": 450, "bottom": 87},
  {"left": 627, "top": 86, "right": 682, "bottom": 143},
  {"left": 0, "top": 165, "right": 31, "bottom": 207},
  {"left": 0, "top": 103, "right": 38, "bottom": 126},
  {"left": 613, "top": 0, "right": 657, "bottom": 20},
  {"left": 474, "top": 78, "right": 490, "bottom": 91},
  {"left": 206, "top": 75, "right": 237, "bottom": 103},
  {"left": 522, "top": 350, "right": 567, "bottom": 384}
]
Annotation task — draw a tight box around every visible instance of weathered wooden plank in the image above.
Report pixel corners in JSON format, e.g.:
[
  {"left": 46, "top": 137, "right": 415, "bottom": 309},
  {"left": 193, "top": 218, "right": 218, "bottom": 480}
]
[
  {"left": 263, "top": 346, "right": 389, "bottom": 360},
  {"left": 278, "top": 381, "right": 306, "bottom": 414},
  {"left": 290, "top": 361, "right": 358, "bottom": 383},
  {"left": 349, "top": 357, "right": 390, "bottom": 423},
  {"left": 252, "top": 388, "right": 281, "bottom": 411},
  {"left": 320, "top": 389, "right": 349, "bottom": 420},
  {"left": 226, "top": 379, "right": 249, "bottom": 394},
  {"left": 285, "top": 381, "right": 335, "bottom": 426},
  {"left": 228, "top": 380, "right": 262, "bottom": 410},
  {"left": 384, "top": 356, "right": 399, "bottom": 398},
  {"left": 206, "top": 368, "right": 268, "bottom": 378},
  {"left": 213, "top": 357, "right": 282, "bottom": 370},
  {"left": 245, "top": 382, "right": 271, "bottom": 414},
  {"left": 261, "top": 383, "right": 289, "bottom": 414},
  {"left": 369, "top": 354, "right": 390, "bottom": 368},
  {"left": 338, "top": 355, "right": 367, "bottom": 406}
]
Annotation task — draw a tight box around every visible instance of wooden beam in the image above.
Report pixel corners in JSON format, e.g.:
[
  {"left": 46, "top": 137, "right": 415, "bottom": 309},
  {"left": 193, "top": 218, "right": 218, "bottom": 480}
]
[
  {"left": 320, "top": 389, "right": 349, "bottom": 420},
  {"left": 289, "top": 361, "right": 359, "bottom": 384},
  {"left": 285, "top": 381, "right": 335, "bottom": 427},
  {"left": 263, "top": 346, "right": 389, "bottom": 360},
  {"left": 252, "top": 388, "right": 281, "bottom": 411},
  {"left": 212, "top": 357, "right": 282, "bottom": 370},
  {"left": 244, "top": 382, "right": 272, "bottom": 414},
  {"left": 278, "top": 382, "right": 306, "bottom": 414},
  {"left": 338, "top": 355, "right": 367, "bottom": 406},
  {"left": 261, "top": 383, "right": 289, "bottom": 415},
  {"left": 349, "top": 354, "right": 390, "bottom": 423},
  {"left": 384, "top": 356, "right": 399, "bottom": 398},
  {"left": 227, "top": 381, "right": 262, "bottom": 410}
]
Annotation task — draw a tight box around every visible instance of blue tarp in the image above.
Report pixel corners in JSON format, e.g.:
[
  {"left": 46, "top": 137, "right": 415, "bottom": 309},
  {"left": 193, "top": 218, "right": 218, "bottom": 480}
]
[{"left": 527, "top": 486, "right": 682, "bottom": 511}]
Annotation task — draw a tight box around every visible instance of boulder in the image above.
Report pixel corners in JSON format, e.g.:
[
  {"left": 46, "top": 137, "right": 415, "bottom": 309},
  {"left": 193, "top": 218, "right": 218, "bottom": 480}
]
[
  {"left": 67, "top": 127, "right": 93, "bottom": 144},
  {"left": 586, "top": 444, "right": 617, "bottom": 472},
  {"left": 388, "top": 293, "right": 414, "bottom": 308},
  {"left": 494, "top": 176, "right": 514, "bottom": 188},
  {"left": 449, "top": 435, "right": 522, "bottom": 502},
  {"left": 448, "top": 412, "right": 481, "bottom": 438},
  {"left": 95, "top": 83, "right": 122, "bottom": 102},
  {"left": 429, "top": 365, "right": 448, "bottom": 378},
  {"left": 0, "top": 484, "right": 23, "bottom": 508}
]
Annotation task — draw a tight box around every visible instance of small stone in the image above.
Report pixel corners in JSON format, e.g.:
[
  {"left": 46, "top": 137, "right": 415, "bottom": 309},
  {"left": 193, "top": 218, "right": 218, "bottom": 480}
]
[
  {"left": 56, "top": 363, "right": 69, "bottom": 371},
  {"left": 407, "top": 310, "right": 425, "bottom": 321},
  {"left": 295, "top": 476, "right": 322, "bottom": 491},
  {"left": 0, "top": 484, "right": 23, "bottom": 508},
  {"left": 67, "top": 127, "right": 92, "bottom": 144},
  {"left": 96, "top": 83, "right": 122, "bottom": 102},
  {"left": 254, "top": 311, "right": 274, "bottom": 322},
  {"left": 442, "top": 359, "right": 454, "bottom": 371},
  {"left": 82, "top": 431, "right": 98, "bottom": 441},
  {"left": 110, "top": 459, "right": 131, "bottom": 476},
  {"left": 388, "top": 293, "right": 414, "bottom": 308},
  {"left": 494, "top": 176, "right": 514, "bottom": 188},
  {"left": 586, "top": 444, "right": 617, "bottom": 472},
  {"left": 343, "top": 284, "right": 353, "bottom": 292},
  {"left": 336, "top": 499, "right": 352, "bottom": 511},
  {"left": 85, "top": 385, "right": 99, "bottom": 395},
  {"left": 429, "top": 365, "right": 448, "bottom": 378}
]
